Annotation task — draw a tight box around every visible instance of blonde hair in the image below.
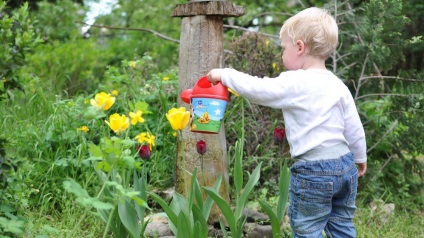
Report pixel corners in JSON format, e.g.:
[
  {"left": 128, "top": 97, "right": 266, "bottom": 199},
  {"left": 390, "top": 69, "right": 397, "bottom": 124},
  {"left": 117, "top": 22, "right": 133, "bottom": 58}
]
[{"left": 280, "top": 7, "right": 338, "bottom": 59}]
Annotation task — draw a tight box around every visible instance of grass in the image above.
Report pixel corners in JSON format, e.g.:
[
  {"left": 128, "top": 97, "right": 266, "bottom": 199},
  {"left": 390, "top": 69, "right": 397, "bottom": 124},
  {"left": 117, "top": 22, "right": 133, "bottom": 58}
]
[
  {"left": 355, "top": 206, "right": 424, "bottom": 238},
  {"left": 24, "top": 206, "right": 107, "bottom": 238},
  {"left": 19, "top": 202, "right": 423, "bottom": 237}
]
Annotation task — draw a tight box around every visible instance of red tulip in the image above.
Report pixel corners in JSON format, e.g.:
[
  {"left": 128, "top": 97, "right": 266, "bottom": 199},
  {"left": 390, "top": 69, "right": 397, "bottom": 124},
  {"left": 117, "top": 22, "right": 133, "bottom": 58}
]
[
  {"left": 196, "top": 140, "right": 207, "bottom": 155},
  {"left": 136, "top": 145, "right": 151, "bottom": 160},
  {"left": 273, "top": 127, "right": 286, "bottom": 144}
]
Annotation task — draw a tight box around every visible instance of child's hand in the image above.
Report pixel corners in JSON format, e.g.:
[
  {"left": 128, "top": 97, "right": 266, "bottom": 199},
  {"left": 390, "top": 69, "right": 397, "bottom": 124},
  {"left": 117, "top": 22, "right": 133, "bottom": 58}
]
[
  {"left": 207, "top": 69, "right": 223, "bottom": 85},
  {"left": 356, "top": 162, "right": 367, "bottom": 177}
]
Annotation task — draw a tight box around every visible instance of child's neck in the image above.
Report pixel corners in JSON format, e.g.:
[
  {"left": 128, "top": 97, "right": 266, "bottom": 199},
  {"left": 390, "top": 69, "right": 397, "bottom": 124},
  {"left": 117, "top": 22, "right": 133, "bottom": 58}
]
[{"left": 301, "top": 55, "right": 327, "bottom": 70}]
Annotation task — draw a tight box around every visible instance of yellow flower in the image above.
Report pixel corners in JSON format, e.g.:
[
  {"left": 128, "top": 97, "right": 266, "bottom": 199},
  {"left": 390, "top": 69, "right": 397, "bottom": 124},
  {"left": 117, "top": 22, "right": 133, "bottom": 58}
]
[
  {"left": 135, "top": 132, "right": 156, "bottom": 149},
  {"left": 111, "top": 90, "right": 119, "bottom": 96},
  {"left": 77, "top": 126, "right": 89, "bottom": 133},
  {"left": 90, "top": 92, "right": 116, "bottom": 111},
  {"left": 272, "top": 62, "right": 277, "bottom": 69},
  {"left": 228, "top": 88, "right": 240, "bottom": 97},
  {"left": 129, "top": 61, "right": 137, "bottom": 68},
  {"left": 105, "top": 113, "right": 129, "bottom": 133},
  {"left": 129, "top": 110, "right": 145, "bottom": 125},
  {"left": 166, "top": 107, "right": 190, "bottom": 131},
  {"left": 162, "top": 77, "right": 169, "bottom": 81}
]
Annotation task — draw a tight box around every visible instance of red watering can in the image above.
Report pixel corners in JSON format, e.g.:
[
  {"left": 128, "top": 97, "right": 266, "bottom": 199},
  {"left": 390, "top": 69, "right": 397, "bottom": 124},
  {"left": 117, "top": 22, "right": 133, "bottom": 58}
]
[{"left": 180, "top": 76, "right": 229, "bottom": 134}]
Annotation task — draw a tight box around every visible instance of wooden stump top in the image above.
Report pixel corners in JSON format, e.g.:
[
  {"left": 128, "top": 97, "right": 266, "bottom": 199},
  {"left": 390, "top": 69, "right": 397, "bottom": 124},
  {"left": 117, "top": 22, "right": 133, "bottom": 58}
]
[{"left": 172, "top": 1, "right": 245, "bottom": 18}]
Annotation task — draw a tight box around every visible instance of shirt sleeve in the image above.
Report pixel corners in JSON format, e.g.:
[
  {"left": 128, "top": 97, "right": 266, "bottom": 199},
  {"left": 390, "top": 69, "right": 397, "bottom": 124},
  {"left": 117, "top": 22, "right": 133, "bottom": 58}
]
[
  {"left": 343, "top": 94, "right": 367, "bottom": 164},
  {"left": 220, "top": 68, "right": 289, "bottom": 108}
]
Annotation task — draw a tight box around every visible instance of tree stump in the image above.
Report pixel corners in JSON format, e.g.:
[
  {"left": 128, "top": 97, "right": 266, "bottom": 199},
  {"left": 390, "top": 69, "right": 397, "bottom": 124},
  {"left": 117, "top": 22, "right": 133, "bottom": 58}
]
[{"left": 172, "top": 0, "right": 244, "bottom": 224}]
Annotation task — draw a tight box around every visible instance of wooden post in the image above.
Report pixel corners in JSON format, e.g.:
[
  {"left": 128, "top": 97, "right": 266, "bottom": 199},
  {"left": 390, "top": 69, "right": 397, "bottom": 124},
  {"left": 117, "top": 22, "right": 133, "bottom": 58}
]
[{"left": 172, "top": 0, "right": 244, "bottom": 223}]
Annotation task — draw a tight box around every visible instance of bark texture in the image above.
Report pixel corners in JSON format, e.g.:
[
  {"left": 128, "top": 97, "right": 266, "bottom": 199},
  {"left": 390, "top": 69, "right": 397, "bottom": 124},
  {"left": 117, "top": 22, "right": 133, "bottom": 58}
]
[{"left": 174, "top": 0, "right": 244, "bottom": 224}]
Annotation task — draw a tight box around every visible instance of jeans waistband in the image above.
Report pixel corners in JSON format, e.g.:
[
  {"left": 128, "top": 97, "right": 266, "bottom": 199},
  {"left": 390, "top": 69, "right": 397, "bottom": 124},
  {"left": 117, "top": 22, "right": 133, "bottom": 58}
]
[{"left": 295, "top": 143, "right": 351, "bottom": 162}]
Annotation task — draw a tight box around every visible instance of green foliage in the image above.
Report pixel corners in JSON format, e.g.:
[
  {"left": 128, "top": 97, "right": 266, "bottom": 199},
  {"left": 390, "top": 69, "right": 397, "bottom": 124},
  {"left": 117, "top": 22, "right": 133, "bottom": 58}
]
[
  {"left": 354, "top": 206, "right": 424, "bottom": 238},
  {"left": 23, "top": 39, "right": 107, "bottom": 95},
  {"left": 204, "top": 99, "right": 262, "bottom": 238},
  {"left": 33, "top": 0, "right": 85, "bottom": 41},
  {"left": 204, "top": 161, "right": 262, "bottom": 238},
  {"left": 0, "top": 1, "right": 41, "bottom": 100},
  {"left": 149, "top": 168, "right": 221, "bottom": 238},
  {"left": 226, "top": 32, "right": 281, "bottom": 77}
]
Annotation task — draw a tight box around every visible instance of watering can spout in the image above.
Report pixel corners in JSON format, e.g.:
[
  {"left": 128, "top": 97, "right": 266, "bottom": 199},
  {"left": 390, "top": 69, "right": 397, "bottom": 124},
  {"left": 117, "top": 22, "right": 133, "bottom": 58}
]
[{"left": 180, "top": 89, "right": 192, "bottom": 104}]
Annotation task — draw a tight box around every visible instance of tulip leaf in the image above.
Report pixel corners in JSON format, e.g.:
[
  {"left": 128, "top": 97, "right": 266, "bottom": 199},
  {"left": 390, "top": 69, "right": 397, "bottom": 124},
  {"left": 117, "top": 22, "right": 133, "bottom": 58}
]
[
  {"left": 148, "top": 192, "right": 178, "bottom": 225},
  {"left": 202, "top": 187, "right": 236, "bottom": 234},
  {"left": 188, "top": 168, "right": 198, "bottom": 214},
  {"left": 193, "top": 221, "right": 202, "bottom": 238},
  {"left": 192, "top": 205, "right": 208, "bottom": 238},
  {"left": 177, "top": 211, "right": 192, "bottom": 238},
  {"left": 219, "top": 218, "right": 229, "bottom": 238},
  {"left": 258, "top": 199, "right": 281, "bottom": 237},
  {"left": 203, "top": 175, "right": 221, "bottom": 220},
  {"left": 235, "top": 162, "right": 262, "bottom": 220},
  {"left": 118, "top": 199, "right": 141, "bottom": 238},
  {"left": 193, "top": 175, "right": 204, "bottom": 209},
  {"left": 277, "top": 159, "right": 291, "bottom": 221},
  {"left": 133, "top": 170, "right": 148, "bottom": 223}
]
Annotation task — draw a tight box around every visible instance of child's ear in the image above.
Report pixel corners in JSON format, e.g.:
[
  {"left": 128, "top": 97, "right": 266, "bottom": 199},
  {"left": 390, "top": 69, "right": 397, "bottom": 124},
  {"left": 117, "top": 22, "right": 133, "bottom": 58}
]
[{"left": 296, "top": 40, "right": 306, "bottom": 55}]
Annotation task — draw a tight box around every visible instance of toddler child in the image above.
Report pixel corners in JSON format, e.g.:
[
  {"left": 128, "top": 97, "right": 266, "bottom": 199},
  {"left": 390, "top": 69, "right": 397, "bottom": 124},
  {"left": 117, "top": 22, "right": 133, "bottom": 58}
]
[{"left": 206, "top": 7, "right": 367, "bottom": 238}]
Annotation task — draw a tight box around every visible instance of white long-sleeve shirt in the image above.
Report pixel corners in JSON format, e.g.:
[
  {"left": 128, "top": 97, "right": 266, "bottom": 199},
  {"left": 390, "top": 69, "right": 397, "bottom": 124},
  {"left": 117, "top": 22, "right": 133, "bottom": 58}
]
[{"left": 220, "top": 68, "right": 367, "bottom": 164}]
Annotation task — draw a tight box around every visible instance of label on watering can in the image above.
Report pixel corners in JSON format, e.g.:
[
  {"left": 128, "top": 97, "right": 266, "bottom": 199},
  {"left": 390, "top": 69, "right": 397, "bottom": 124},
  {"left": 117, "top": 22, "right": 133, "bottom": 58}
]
[{"left": 190, "top": 98, "right": 227, "bottom": 134}]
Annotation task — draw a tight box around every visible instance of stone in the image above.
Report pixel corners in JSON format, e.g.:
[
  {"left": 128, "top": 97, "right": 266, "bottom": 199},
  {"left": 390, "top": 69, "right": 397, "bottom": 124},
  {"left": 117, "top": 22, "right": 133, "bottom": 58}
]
[{"left": 244, "top": 223, "right": 273, "bottom": 238}]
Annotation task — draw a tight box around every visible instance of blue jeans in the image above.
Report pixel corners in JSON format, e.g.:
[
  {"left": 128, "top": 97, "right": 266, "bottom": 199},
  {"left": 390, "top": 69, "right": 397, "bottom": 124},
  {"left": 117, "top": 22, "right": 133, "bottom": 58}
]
[{"left": 288, "top": 153, "right": 358, "bottom": 238}]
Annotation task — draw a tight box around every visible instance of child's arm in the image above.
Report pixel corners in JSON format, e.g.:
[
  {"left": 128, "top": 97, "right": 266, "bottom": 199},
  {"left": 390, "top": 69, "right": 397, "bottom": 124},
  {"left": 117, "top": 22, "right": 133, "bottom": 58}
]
[{"left": 343, "top": 93, "right": 367, "bottom": 175}]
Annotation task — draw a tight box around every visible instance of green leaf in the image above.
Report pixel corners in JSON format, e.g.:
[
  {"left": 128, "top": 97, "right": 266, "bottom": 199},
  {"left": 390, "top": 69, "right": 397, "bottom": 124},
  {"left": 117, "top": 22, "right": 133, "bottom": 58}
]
[
  {"left": 96, "top": 161, "right": 111, "bottom": 172},
  {"left": 42, "top": 225, "right": 60, "bottom": 234},
  {"left": 4, "top": 219, "right": 25, "bottom": 234},
  {"left": 277, "top": 159, "right": 290, "bottom": 221},
  {"left": 88, "top": 142, "right": 103, "bottom": 157},
  {"left": 122, "top": 155, "right": 135, "bottom": 168},
  {"left": 219, "top": 218, "right": 229, "bottom": 238},
  {"left": 235, "top": 162, "right": 262, "bottom": 220},
  {"left": 118, "top": 199, "right": 141, "bottom": 238},
  {"left": 202, "top": 187, "right": 235, "bottom": 233},
  {"left": 192, "top": 205, "right": 208, "bottom": 238},
  {"left": 176, "top": 211, "right": 192, "bottom": 238},
  {"left": 193, "top": 175, "right": 204, "bottom": 209},
  {"left": 80, "top": 197, "right": 114, "bottom": 210},
  {"left": 203, "top": 175, "right": 222, "bottom": 220},
  {"left": 193, "top": 221, "right": 202, "bottom": 238},
  {"left": 135, "top": 101, "right": 152, "bottom": 114},
  {"left": 258, "top": 199, "right": 281, "bottom": 237},
  {"left": 62, "top": 179, "right": 89, "bottom": 198},
  {"left": 133, "top": 170, "right": 147, "bottom": 222},
  {"left": 148, "top": 192, "right": 178, "bottom": 225}
]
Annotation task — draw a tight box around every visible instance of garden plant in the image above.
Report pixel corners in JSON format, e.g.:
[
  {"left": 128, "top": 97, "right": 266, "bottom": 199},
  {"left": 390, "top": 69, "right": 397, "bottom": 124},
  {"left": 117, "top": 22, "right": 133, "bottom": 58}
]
[{"left": 0, "top": 0, "right": 423, "bottom": 237}]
